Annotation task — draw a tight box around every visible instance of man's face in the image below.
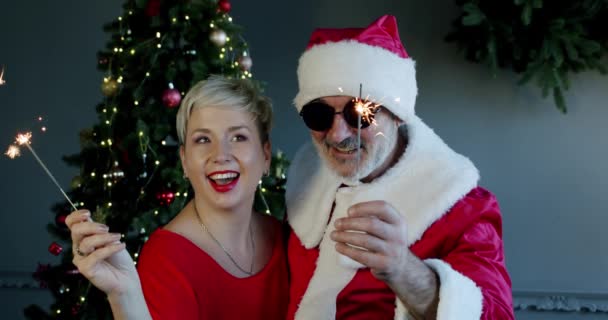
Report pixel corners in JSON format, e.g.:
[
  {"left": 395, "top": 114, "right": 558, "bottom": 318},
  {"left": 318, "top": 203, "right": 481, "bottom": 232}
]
[{"left": 306, "top": 96, "right": 400, "bottom": 182}]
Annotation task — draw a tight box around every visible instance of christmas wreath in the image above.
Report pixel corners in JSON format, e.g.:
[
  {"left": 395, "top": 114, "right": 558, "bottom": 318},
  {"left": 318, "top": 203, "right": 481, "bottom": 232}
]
[{"left": 446, "top": 0, "right": 608, "bottom": 112}]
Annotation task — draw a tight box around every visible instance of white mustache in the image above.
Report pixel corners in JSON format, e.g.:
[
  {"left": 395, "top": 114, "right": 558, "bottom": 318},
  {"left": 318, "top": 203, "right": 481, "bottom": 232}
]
[{"left": 325, "top": 137, "right": 364, "bottom": 151}]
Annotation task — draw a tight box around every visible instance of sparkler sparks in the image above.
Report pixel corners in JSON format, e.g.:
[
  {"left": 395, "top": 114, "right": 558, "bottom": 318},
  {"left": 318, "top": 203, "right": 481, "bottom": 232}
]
[
  {"left": 16, "top": 132, "right": 32, "bottom": 145},
  {"left": 5, "top": 145, "right": 20, "bottom": 159},
  {"left": 6, "top": 131, "right": 78, "bottom": 211},
  {"left": 351, "top": 85, "right": 382, "bottom": 182},
  {"left": 353, "top": 98, "right": 381, "bottom": 128}
]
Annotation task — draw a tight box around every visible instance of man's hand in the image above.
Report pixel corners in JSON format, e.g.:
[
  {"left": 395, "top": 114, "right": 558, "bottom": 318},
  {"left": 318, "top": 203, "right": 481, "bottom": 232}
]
[
  {"left": 330, "top": 200, "right": 439, "bottom": 319},
  {"left": 330, "top": 200, "right": 408, "bottom": 282}
]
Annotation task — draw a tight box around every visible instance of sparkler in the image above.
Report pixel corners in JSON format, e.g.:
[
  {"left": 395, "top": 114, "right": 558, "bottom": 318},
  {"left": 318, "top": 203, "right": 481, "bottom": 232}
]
[
  {"left": 0, "top": 66, "right": 5, "bottom": 86},
  {"left": 352, "top": 84, "right": 381, "bottom": 181},
  {"left": 356, "top": 85, "right": 363, "bottom": 181},
  {"left": 7, "top": 132, "right": 78, "bottom": 211}
]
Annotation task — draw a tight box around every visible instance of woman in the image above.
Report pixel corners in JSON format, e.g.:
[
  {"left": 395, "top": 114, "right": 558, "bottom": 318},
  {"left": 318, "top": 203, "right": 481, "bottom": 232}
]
[{"left": 66, "top": 76, "right": 289, "bottom": 319}]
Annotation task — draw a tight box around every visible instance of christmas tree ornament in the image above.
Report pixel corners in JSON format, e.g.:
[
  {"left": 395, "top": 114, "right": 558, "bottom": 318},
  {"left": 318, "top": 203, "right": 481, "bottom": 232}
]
[
  {"left": 156, "top": 190, "right": 175, "bottom": 206},
  {"left": 48, "top": 242, "right": 63, "bottom": 256},
  {"left": 101, "top": 77, "right": 119, "bottom": 97},
  {"left": 145, "top": 0, "right": 161, "bottom": 17},
  {"left": 33, "top": 263, "right": 51, "bottom": 288},
  {"left": 55, "top": 213, "right": 67, "bottom": 228},
  {"left": 218, "top": 0, "right": 231, "bottom": 13},
  {"left": 162, "top": 83, "right": 182, "bottom": 108},
  {"left": 71, "top": 305, "right": 80, "bottom": 316},
  {"left": 98, "top": 57, "right": 109, "bottom": 66},
  {"left": 70, "top": 175, "right": 82, "bottom": 189},
  {"left": 238, "top": 55, "right": 253, "bottom": 71},
  {"left": 209, "top": 29, "right": 227, "bottom": 47}
]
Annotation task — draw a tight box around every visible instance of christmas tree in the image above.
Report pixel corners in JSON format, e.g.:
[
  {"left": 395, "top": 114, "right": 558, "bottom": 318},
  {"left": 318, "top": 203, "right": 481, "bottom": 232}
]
[{"left": 24, "top": 0, "right": 288, "bottom": 318}]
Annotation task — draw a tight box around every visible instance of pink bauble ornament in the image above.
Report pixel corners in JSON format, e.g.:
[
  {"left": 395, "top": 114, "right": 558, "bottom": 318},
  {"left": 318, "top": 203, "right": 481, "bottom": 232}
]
[
  {"left": 238, "top": 55, "right": 253, "bottom": 71},
  {"left": 162, "top": 88, "right": 181, "bottom": 108}
]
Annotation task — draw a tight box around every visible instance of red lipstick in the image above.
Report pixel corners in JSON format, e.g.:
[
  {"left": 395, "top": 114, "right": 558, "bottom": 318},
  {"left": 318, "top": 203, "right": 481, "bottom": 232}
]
[{"left": 207, "top": 170, "right": 239, "bottom": 193}]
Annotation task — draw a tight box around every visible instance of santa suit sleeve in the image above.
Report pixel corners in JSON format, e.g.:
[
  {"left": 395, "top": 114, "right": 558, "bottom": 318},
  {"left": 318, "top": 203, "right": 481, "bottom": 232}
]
[
  {"left": 137, "top": 232, "right": 199, "bottom": 320},
  {"left": 397, "top": 188, "right": 514, "bottom": 319}
]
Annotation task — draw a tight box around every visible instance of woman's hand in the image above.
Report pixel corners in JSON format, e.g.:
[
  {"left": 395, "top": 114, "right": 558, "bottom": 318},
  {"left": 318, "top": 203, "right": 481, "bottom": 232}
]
[{"left": 66, "top": 210, "right": 139, "bottom": 296}]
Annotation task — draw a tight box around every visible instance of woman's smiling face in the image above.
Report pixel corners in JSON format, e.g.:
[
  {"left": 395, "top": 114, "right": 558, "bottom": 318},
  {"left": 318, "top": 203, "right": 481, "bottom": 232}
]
[{"left": 181, "top": 106, "right": 270, "bottom": 212}]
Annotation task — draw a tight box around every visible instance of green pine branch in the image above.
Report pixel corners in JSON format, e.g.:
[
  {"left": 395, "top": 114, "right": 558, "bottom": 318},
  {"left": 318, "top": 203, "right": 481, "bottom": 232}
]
[{"left": 447, "top": 0, "right": 608, "bottom": 113}]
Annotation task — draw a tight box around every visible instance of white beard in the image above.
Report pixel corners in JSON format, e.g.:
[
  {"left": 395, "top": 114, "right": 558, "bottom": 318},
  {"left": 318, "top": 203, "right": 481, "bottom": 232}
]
[{"left": 312, "top": 123, "right": 399, "bottom": 185}]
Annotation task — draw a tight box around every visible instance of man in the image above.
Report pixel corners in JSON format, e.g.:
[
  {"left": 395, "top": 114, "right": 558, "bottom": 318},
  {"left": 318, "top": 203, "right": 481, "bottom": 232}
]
[{"left": 285, "top": 15, "right": 514, "bottom": 319}]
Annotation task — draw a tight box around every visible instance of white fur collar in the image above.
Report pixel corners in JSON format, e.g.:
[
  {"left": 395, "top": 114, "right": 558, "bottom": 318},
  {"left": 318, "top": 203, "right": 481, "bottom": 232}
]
[
  {"left": 286, "top": 115, "right": 479, "bottom": 247},
  {"left": 285, "top": 116, "right": 480, "bottom": 319}
]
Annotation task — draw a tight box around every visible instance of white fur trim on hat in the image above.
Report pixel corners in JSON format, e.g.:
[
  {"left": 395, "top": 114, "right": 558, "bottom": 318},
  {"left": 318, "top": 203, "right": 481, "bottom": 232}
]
[{"left": 294, "top": 40, "right": 418, "bottom": 121}]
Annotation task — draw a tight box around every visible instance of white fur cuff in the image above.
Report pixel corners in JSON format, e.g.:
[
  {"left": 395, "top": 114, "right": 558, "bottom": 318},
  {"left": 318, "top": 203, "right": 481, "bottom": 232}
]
[{"left": 394, "top": 259, "right": 483, "bottom": 320}]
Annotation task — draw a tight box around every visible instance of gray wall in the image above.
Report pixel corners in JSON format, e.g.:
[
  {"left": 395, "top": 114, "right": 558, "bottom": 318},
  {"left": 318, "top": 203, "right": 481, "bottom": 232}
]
[{"left": 1, "top": 0, "right": 606, "bottom": 318}]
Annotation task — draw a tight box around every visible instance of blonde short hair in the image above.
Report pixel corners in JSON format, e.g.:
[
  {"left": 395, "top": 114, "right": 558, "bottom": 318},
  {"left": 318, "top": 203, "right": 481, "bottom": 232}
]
[{"left": 176, "top": 75, "right": 273, "bottom": 145}]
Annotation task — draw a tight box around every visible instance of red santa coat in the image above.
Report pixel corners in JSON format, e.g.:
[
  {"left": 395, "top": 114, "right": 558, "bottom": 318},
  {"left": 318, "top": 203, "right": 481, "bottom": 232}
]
[{"left": 285, "top": 116, "right": 514, "bottom": 319}]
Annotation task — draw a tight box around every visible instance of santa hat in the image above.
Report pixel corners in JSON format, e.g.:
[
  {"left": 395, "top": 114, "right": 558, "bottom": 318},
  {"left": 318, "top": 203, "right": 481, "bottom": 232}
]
[{"left": 294, "top": 15, "right": 417, "bottom": 122}]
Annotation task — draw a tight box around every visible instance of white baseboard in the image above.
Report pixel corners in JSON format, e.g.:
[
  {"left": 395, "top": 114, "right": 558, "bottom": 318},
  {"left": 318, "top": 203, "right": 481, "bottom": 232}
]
[{"left": 514, "top": 290, "right": 608, "bottom": 313}]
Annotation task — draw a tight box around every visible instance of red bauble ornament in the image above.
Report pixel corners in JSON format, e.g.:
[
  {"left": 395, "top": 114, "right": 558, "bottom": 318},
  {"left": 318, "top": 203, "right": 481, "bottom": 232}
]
[
  {"left": 162, "top": 88, "right": 182, "bottom": 108},
  {"left": 71, "top": 305, "right": 81, "bottom": 316},
  {"left": 145, "top": 0, "right": 161, "bottom": 17},
  {"left": 156, "top": 191, "right": 175, "bottom": 206},
  {"left": 218, "top": 0, "right": 231, "bottom": 13},
  {"left": 48, "top": 242, "right": 63, "bottom": 256},
  {"left": 55, "top": 214, "right": 67, "bottom": 227}
]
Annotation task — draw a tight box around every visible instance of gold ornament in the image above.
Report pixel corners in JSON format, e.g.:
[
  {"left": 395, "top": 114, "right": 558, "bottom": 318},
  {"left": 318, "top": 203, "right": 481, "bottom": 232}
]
[
  {"left": 101, "top": 78, "right": 119, "bottom": 97},
  {"left": 70, "top": 176, "right": 82, "bottom": 189}
]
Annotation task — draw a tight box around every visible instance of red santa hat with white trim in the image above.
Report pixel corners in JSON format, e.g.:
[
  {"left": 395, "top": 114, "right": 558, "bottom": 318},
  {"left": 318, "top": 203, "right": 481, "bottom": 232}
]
[{"left": 294, "top": 14, "right": 417, "bottom": 122}]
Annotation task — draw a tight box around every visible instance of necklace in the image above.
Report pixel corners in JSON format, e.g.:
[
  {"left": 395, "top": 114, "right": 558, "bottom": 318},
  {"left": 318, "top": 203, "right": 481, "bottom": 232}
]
[{"left": 193, "top": 203, "right": 255, "bottom": 276}]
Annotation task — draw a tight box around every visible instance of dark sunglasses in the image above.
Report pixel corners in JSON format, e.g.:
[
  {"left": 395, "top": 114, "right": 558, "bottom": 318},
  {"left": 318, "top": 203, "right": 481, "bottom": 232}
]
[{"left": 299, "top": 99, "right": 382, "bottom": 132}]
